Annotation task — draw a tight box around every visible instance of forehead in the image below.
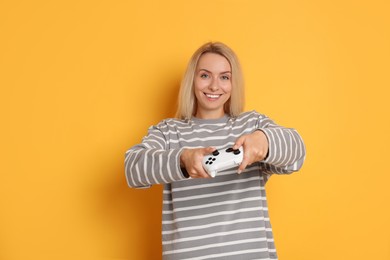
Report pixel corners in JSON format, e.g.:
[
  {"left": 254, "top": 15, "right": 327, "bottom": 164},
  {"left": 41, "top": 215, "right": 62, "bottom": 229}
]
[{"left": 196, "top": 52, "right": 231, "bottom": 72}]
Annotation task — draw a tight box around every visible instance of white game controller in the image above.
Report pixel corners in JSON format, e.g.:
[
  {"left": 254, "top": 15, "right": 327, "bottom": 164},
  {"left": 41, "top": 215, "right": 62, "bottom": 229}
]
[{"left": 202, "top": 147, "right": 244, "bottom": 177}]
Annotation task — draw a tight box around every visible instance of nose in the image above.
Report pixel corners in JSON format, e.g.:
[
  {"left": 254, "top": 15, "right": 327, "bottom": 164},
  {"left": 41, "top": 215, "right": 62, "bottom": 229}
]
[{"left": 208, "top": 77, "right": 219, "bottom": 91}]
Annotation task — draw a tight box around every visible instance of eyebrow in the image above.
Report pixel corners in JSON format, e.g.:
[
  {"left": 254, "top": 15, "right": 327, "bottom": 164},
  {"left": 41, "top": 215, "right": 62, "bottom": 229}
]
[{"left": 199, "top": 69, "right": 232, "bottom": 74}]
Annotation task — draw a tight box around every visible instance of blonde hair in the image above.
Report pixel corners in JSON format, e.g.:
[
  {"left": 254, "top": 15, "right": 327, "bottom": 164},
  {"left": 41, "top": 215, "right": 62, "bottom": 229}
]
[{"left": 175, "top": 42, "right": 245, "bottom": 119}]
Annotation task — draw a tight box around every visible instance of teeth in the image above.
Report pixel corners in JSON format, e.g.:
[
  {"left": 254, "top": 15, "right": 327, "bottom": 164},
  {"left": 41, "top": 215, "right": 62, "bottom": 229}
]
[{"left": 206, "top": 94, "right": 220, "bottom": 98}]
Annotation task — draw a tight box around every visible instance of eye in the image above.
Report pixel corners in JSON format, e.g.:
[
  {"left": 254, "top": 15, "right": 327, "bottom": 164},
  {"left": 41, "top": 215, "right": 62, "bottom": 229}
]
[
  {"left": 200, "top": 73, "right": 209, "bottom": 79},
  {"left": 221, "top": 75, "right": 230, "bottom": 80}
]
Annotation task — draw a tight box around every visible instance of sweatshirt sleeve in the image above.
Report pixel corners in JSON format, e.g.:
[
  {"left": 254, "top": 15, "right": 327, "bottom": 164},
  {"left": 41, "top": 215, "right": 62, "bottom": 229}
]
[
  {"left": 256, "top": 114, "right": 306, "bottom": 175},
  {"left": 124, "top": 123, "right": 188, "bottom": 188}
]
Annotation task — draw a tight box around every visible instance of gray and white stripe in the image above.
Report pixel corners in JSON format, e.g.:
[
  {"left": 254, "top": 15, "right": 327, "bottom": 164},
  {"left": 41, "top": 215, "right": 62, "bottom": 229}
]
[{"left": 125, "top": 110, "right": 305, "bottom": 259}]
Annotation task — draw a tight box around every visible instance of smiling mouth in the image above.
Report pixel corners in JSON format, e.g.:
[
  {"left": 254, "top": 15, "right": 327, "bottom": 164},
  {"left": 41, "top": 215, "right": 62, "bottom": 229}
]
[{"left": 204, "top": 93, "right": 222, "bottom": 99}]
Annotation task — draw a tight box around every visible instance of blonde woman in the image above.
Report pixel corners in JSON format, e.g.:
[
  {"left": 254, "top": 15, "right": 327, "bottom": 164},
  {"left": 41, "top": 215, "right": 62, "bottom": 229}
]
[{"left": 125, "top": 42, "right": 305, "bottom": 260}]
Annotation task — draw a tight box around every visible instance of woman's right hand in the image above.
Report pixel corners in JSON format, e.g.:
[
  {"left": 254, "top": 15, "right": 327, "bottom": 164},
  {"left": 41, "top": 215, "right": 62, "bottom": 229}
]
[{"left": 180, "top": 147, "right": 215, "bottom": 178}]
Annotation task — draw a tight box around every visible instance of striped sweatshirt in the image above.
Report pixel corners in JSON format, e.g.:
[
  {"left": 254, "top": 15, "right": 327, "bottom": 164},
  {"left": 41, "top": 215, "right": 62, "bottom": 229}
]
[{"left": 125, "top": 110, "right": 306, "bottom": 260}]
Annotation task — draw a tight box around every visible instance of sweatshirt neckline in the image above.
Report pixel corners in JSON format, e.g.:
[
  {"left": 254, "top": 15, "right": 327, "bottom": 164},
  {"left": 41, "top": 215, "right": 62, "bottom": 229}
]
[{"left": 191, "top": 114, "right": 230, "bottom": 124}]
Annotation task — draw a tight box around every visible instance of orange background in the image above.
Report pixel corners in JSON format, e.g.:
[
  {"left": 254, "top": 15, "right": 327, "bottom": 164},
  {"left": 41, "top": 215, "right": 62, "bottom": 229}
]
[{"left": 1, "top": 0, "right": 389, "bottom": 259}]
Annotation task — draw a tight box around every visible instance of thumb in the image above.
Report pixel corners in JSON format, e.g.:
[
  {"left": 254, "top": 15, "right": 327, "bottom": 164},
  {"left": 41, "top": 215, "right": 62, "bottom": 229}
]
[
  {"left": 233, "top": 136, "right": 245, "bottom": 150},
  {"left": 203, "top": 146, "right": 216, "bottom": 155}
]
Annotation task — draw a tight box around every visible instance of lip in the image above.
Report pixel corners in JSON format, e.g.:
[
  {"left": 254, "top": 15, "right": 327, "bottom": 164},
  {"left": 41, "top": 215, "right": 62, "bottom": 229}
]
[{"left": 204, "top": 93, "right": 222, "bottom": 100}]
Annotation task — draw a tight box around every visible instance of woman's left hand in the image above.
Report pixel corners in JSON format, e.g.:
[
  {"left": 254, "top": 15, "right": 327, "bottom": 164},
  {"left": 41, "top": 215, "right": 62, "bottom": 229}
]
[{"left": 233, "top": 130, "right": 269, "bottom": 174}]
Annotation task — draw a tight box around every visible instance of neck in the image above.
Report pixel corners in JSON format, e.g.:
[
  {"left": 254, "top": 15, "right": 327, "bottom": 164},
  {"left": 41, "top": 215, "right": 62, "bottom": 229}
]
[{"left": 195, "top": 109, "right": 226, "bottom": 119}]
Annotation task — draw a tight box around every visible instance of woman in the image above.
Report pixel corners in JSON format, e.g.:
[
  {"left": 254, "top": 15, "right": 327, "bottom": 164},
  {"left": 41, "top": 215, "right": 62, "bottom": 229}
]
[{"left": 125, "top": 42, "right": 305, "bottom": 260}]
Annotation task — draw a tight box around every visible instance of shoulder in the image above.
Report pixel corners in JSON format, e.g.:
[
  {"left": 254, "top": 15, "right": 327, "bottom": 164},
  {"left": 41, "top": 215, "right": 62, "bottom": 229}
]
[
  {"left": 235, "top": 110, "right": 267, "bottom": 121},
  {"left": 230, "top": 110, "right": 272, "bottom": 129},
  {"left": 151, "top": 117, "right": 190, "bottom": 131}
]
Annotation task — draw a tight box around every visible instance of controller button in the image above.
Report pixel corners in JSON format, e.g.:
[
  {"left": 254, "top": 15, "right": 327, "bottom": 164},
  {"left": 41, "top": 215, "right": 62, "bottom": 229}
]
[
  {"left": 212, "top": 150, "right": 220, "bottom": 156},
  {"left": 233, "top": 149, "right": 241, "bottom": 155},
  {"left": 226, "top": 148, "right": 233, "bottom": 153}
]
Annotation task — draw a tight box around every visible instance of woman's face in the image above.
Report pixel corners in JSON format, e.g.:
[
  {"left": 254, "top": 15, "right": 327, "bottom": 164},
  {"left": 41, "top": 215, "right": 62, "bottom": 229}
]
[{"left": 193, "top": 52, "right": 232, "bottom": 119}]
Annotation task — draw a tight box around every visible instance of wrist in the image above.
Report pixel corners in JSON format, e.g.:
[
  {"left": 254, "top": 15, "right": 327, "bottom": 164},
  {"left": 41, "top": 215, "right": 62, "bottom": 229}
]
[
  {"left": 255, "top": 129, "right": 269, "bottom": 161},
  {"left": 180, "top": 149, "right": 186, "bottom": 168}
]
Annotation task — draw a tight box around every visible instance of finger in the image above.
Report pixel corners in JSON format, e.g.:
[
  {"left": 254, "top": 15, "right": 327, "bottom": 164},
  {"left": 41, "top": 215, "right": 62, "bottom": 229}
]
[
  {"left": 190, "top": 171, "right": 206, "bottom": 178},
  {"left": 238, "top": 147, "right": 254, "bottom": 174},
  {"left": 203, "top": 146, "right": 216, "bottom": 155},
  {"left": 233, "top": 136, "right": 245, "bottom": 150},
  {"left": 200, "top": 171, "right": 211, "bottom": 178},
  {"left": 192, "top": 174, "right": 204, "bottom": 179},
  {"left": 196, "top": 167, "right": 211, "bottom": 178},
  {"left": 238, "top": 156, "right": 250, "bottom": 174},
  {"left": 200, "top": 158, "right": 214, "bottom": 177}
]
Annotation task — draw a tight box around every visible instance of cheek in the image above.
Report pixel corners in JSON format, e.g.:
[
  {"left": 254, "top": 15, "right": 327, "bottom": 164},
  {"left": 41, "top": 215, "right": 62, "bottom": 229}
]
[
  {"left": 194, "top": 89, "right": 202, "bottom": 100},
  {"left": 194, "top": 79, "right": 206, "bottom": 91},
  {"left": 193, "top": 83, "right": 204, "bottom": 100},
  {"left": 222, "top": 82, "right": 232, "bottom": 93}
]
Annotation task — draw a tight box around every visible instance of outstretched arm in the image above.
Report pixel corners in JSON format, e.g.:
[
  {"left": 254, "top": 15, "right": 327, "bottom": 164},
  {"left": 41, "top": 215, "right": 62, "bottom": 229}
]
[
  {"left": 125, "top": 125, "right": 188, "bottom": 188},
  {"left": 234, "top": 115, "right": 306, "bottom": 175}
]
